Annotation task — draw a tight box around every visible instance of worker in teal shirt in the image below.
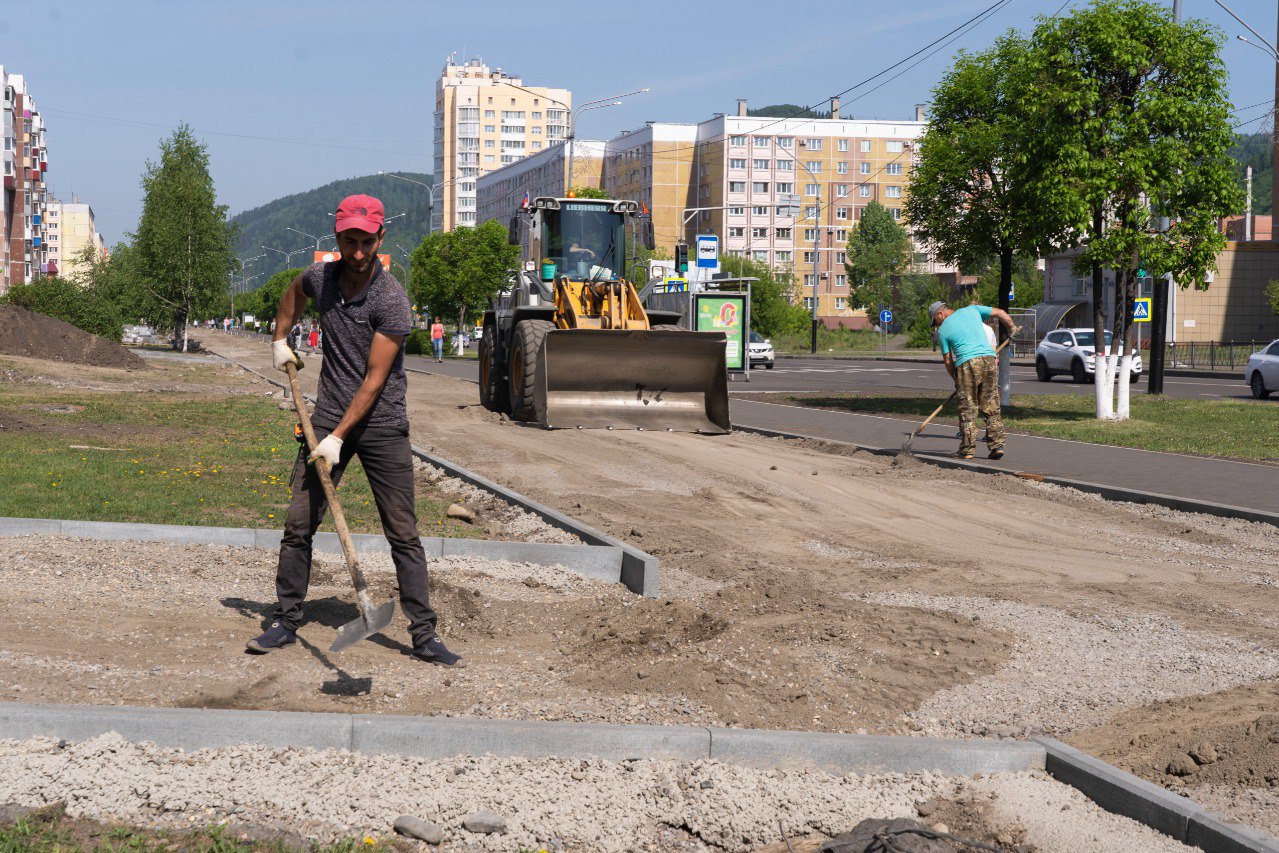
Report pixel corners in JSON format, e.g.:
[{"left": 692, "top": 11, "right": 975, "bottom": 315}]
[{"left": 930, "top": 301, "right": 1017, "bottom": 460}]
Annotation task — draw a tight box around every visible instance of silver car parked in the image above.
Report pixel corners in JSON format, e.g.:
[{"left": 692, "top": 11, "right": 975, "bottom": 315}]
[
  {"left": 1035, "top": 328, "right": 1142, "bottom": 383},
  {"left": 1244, "top": 339, "right": 1279, "bottom": 399}
]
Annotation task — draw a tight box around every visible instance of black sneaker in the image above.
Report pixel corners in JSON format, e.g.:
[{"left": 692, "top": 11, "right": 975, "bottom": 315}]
[
  {"left": 412, "top": 636, "right": 466, "bottom": 668},
  {"left": 246, "top": 621, "right": 296, "bottom": 654}
]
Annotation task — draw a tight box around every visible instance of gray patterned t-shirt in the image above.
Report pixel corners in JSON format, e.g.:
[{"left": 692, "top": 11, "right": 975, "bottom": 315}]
[{"left": 300, "top": 259, "right": 411, "bottom": 431}]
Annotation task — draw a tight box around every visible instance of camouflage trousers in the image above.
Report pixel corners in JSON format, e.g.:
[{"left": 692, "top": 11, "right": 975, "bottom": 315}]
[{"left": 955, "top": 355, "right": 1005, "bottom": 455}]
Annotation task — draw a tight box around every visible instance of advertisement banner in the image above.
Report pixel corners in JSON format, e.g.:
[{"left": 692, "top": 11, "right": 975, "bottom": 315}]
[
  {"left": 314, "top": 251, "right": 393, "bottom": 270},
  {"left": 695, "top": 294, "right": 746, "bottom": 371}
]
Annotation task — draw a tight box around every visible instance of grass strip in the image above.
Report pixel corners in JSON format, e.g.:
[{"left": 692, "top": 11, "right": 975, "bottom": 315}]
[
  {"left": 0, "top": 386, "right": 483, "bottom": 537},
  {"left": 782, "top": 391, "right": 1279, "bottom": 461}
]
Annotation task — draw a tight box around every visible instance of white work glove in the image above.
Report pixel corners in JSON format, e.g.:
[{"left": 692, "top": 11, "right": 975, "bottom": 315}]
[
  {"left": 272, "top": 338, "right": 300, "bottom": 372},
  {"left": 308, "top": 434, "right": 343, "bottom": 467}
]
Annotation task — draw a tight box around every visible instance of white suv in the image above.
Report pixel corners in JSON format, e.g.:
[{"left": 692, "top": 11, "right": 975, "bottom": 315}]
[
  {"left": 1245, "top": 339, "right": 1279, "bottom": 399},
  {"left": 1035, "top": 328, "right": 1142, "bottom": 383},
  {"left": 748, "top": 331, "right": 775, "bottom": 369}
]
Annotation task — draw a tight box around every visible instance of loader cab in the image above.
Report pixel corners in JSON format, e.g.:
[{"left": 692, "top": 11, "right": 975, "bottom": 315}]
[{"left": 541, "top": 200, "right": 626, "bottom": 281}]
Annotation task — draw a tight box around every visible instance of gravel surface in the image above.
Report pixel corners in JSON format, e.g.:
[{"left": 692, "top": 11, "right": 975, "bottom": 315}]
[
  {"left": 0, "top": 733, "right": 1193, "bottom": 852},
  {"left": 857, "top": 593, "right": 1279, "bottom": 738}
]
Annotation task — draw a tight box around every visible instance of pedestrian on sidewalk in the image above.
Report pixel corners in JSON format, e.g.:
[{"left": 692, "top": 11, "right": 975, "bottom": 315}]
[
  {"left": 251, "top": 193, "right": 464, "bottom": 667},
  {"left": 430, "top": 316, "right": 445, "bottom": 363},
  {"left": 308, "top": 325, "right": 319, "bottom": 353},
  {"left": 930, "top": 301, "right": 1017, "bottom": 461}
]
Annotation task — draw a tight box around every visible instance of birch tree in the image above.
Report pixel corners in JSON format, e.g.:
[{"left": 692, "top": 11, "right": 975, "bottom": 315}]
[
  {"left": 132, "top": 124, "right": 238, "bottom": 351},
  {"left": 1020, "top": 0, "right": 1240, "bottom": 419}
]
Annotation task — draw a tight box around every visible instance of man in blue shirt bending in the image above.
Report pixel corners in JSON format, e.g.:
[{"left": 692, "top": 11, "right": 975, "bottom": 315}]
[{"left": 929, "top": 301, "right": 1018, "bottom": 460}]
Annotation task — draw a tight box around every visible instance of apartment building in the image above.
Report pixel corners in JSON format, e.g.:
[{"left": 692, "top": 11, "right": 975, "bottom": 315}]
[
  {"left": 603, "top": 123, "right": 698, "bottom": 250},
  {"left": 475, "top": 139, "right": 605, "bottom": 225},
  {"left": 2, "top": 66, "right": 51, "bottom": 293},
  {"left": 432, "top": 56, "right": 570, "bottom": 232},
  {"left": 47, "top": 196, "right": 105, "bottom": 280}
]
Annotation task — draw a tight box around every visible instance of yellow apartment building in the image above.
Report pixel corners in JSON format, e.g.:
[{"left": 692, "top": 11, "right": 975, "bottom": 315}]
[{"left": 432, "top": 56, "right": 570, "bottom": 232}]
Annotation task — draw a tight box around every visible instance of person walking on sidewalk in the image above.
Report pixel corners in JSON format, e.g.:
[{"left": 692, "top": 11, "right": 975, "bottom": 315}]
[
  {"left": 430, "top": 316, "right": 445, "bottom": 363},
  {"left": 249, "top": 193, "right": 464, "bottom": 667},
  {"left": 930, "top": 301, "right": 1017, "bottom": 461}
]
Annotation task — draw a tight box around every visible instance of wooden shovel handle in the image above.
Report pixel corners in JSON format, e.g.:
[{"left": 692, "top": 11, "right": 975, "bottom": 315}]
[{"left": 284, "top": 362, "right": 368, "bottom": 596}]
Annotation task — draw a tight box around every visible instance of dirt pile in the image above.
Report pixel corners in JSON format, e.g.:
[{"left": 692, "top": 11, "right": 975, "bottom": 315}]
[{"left": 0, "top": 304, "right": 144, "bottom": 370}]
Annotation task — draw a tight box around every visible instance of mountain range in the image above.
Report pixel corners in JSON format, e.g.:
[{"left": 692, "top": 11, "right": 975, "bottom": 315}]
[{"left": 230, "top": 172, "right": 433, "bottom": 282}]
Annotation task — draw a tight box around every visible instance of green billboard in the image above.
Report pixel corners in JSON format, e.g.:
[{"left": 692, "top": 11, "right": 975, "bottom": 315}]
[{"left": 695, "top": 294, "right": 746, "bottom": 370}]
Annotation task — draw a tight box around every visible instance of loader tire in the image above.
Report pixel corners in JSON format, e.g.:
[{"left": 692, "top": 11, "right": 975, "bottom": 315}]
[
  {"left": 508, "top": 319, "right": 555, "bottom": 421},
  {"left": 478, "top": 323, "right": 508, "bottom": 412}
]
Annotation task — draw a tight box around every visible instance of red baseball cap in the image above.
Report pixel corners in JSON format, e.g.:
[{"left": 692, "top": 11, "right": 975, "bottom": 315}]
[{"left": 334, "top": 194, "right": 385, "bottom": 233}]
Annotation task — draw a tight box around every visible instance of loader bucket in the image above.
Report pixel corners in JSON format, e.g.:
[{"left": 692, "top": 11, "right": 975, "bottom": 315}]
[{"left": 534, "top": 329, "right": 731, "bottom": 433}]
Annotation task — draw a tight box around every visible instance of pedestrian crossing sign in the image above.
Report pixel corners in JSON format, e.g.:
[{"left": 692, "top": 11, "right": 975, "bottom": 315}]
[{"left": 1132, "top": 297, "right": 1152, "bottom": 323}]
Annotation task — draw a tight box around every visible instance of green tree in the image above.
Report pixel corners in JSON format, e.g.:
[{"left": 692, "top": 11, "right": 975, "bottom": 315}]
[
  {"left": 973, "top": 255, "right": 1044, "bottom": 309},
  {"left": 845, "top": 201, "right": 911, "bottom": 315},
  {"left": 1266, "top": 280, "right": 1279, "bottom": 317},
  {"left": 246, "top": 267, "right": 304, "bottom": 322},
  {"left": 1021, "top": 0, "right": 1242, "bottom": 418},
  {"left": 716, "top": 254, "right": 810, "bottom": 337},
  {"left": 570, "top": 187, "right": 609, "bottom": 199},
  {"left": 898, "top": 272, "right": 952, "bottom": 348},
  {"left": 409, "top": 219, "right": 519, "bottom": 332},
  {"left": 131, "top": 124, "right": 238, "bottom": 351}
]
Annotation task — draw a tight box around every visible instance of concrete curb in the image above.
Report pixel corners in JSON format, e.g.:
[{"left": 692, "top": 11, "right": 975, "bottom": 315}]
[
  {"left": 775, "top": 352, "right": 1243, "bottom": 380},
  {"left": 0, "top": 701, "right": 1041, "bottom": 776},
  {"left": 410, "top": 444, "right": 659, "bottom": 598},
  {"left": 734, "top": 424, "right": 1279, "bottom": 530},
  {"left": 200, "top": 344, "right": 659, "bottom": 595},
  {"left": 1035, "top": 737, "right": 1279, "bottom": 853},
  {"left": 0, "top": 517, "right": 626, "bottom": 585}
]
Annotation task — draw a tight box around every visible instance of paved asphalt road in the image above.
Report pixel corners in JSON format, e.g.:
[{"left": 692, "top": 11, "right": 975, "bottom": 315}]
[
  {"left": 404, "top": 353, "right": 1277, "bottom": 517},
  {"left": 406, "top": 353, "right": 1252, "bottom": 401}
]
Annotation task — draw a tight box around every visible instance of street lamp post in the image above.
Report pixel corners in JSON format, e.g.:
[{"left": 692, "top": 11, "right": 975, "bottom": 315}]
[
  {"left": 797, "top": 140, "right": 824, "bottom": 354},
  {"left": 565, "top": 89, "right": 648, "bottom": 194}
]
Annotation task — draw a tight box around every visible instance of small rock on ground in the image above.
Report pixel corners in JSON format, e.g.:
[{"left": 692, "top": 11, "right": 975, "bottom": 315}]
[
  {"left": 462, "top": 809, "right": 507, "bottom": 834},
  {"left": 393, "top": 814, "right": 443, "bottom": 844}
]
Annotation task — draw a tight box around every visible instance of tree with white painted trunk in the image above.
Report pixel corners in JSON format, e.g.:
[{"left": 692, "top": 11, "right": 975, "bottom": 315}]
[{"left": 1019, "top": 0, "right": 1240, "bottom": 420}]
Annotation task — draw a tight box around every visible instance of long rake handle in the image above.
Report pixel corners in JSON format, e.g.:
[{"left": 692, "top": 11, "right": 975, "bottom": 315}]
[
  {"left": 285, "top": 362, "right": 370, "bottom": 600},
  {"left": 904, "top": 336, "right": 1014, "bottom": 448}
]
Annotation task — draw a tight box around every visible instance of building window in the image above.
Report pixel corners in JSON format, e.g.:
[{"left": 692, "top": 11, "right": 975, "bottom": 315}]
[
  {"left": 754, "top": 136, "right": 771, "bottom": 148},
  {"left": 835, "top": 297, "right": 847, "bottom": 310},
  {"left": 805, "top": 205, "right": 819, "bottom": 218},
  {"left": 751, "top": 227, "right": 769, "bottom": 238},
  {"left": 730, "top": 158, "right": 747, "bottom": 169},
  {"left": 484, "top": 125, "right": 495, "bottom": 133},
  {"left": 859, "top": 185, "right": 872, "bottom": 197},
  {"left": 806, "top": 161, "right": 822, "bottom": 174},
  {"left": 835, "top": 229, "right": 847, "bottom": 241},
  {"left": 805, "top": 183, "right": 820, "bottom": 196},
  {"left": 531, "top": 111, "right": 542, "bottom": 119},
  {"left": 805, "top": 138, "right": 823, "bottom": 150},
  {"left": 835, "top": 184, "right": 849, "bottom": 197},
  {"left": 775, "top": 228, "right": 792, "bottom": 239},
  {"left": 803, "top": 251, "right": 815, "bottom": 264},
  {"left": 752, "top": 181, "right": 769, "bottom": 193},
  {"left": 836, "top": 274, "right": 847, "bottom": 287},
  {"left": 776, "top": 251, "right": 791, "bottom": 262},
  {"left": 837, "top": 139, "right": 849, "bottom": 152},
  {"left": 890, "top": 208, "right": 902, "bottom": 219},
  {"left": 860, "top": 162, "right": 872, "bottom": 175},
  {"left": 775, "top": 183, "right": 793, "bottom": 194},
  {"left": 484, "top": 140, "right": 495, "bottom": 148},
  {"left": 860, "top": 140, "right": 871, "bottom": 152},
  {"left": 804, "top": 296, "right": 815, "bottom": 309},
  {"left": 885, "top": 186, "right": 902, "bottom": 198},
  {"left": 484, "top": 155, "right": 495, "bottom": 163},
  {"left": 729, "top": 206, "right": 745, "bottom": 216},
  {"left": 531, "top": 126, "right": 542, "bottom": 135},
  {"left": 532, "top": 141, "right": 542, "bottom": 149},
  {"left": 836, "top": 207, "right": 849, "bottom": 219},
  {"left": 752, "top": 205, "right": 770, "bottom": 216},
  {"left": 837, "top": 162, "right": 848, "bottom": 174},
  {"left": 835, "top": 252, "right": 846, "bottom": 264},
  {"left": 753, "top": 159, "right": 770, "bottom": 170},
  {"left": 804, "top": 228, "right": 818, "bottom": 241},
  {"left": 778, "top": 137, "right": 793, "bottom": 148},
  {"left": 728, "top": 227, "right": 745, "bottom": 237},
  {"left": 501, "top": 110, "right": 526, "bottom": 120},
  {"left": 730, "top": 136, "right": 747, "bottom": 146},
  {"left": 886, "top": 140, "right": 904, "bottom": 153},
  {"left": 752, "top": 250, "right": 769, "bottom": 261},
  {"left": 729, "top": 181, "right": 746, "bottom": 193},
  {"left": 886, "top": 163, "right": 903, "bottom": 175},
  {"left": 775, "top": 160, "right": 792, "bottom": 172}
]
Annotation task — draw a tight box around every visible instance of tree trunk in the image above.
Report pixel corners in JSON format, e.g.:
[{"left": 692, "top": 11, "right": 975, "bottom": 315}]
[
  {"left": 1091, "top": 209, "right": 1113, "bottom": 419},
  {"left": 1114, "top": 263, "right": 1134, "bottom": 420},
  {"left": 997, "top": 244, "right": 1013, "bottom": 407}
]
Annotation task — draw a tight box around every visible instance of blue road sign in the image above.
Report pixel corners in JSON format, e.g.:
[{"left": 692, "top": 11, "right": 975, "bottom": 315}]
[
  {"left": 1132, "top": 297, "right": 1152, "bottom": 323},
  {"left": 879, "top": 309, "right": 893, "bottom": 324}
]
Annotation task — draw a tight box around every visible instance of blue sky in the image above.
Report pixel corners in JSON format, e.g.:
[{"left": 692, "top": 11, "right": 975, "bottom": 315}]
[{"left": 5, "top": 0, "right": 1276, "bottom": 244}]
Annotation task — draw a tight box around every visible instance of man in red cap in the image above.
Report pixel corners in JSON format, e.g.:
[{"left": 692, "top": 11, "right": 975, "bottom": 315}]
[{"left": 249, "top": 194, "right": 464, "bottom": 667}]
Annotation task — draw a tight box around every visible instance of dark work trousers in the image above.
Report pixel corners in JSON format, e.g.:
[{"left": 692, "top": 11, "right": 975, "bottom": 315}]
[{"left": 272, "top": 417, "right": 438, "bottom": 646}]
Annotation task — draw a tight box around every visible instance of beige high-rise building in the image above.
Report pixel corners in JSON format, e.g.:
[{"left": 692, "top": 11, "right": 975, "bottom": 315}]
[
  {"left": 47, "top": 196, "right": 104, "bottom": 280},
  {"left": 432, "top": 56, "right": 570, "bottom": 232}
]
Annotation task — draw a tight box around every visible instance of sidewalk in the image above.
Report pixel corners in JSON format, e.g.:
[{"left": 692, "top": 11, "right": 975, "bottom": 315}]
[
  {"left": 776, "top": 352, "right": 1241, "bottom": 380},
  {"left": 730, "top": 397, "right": 1279, "bottom": 520}
]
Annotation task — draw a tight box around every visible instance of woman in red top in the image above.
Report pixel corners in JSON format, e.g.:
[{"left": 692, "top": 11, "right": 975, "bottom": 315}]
[
  {"left": 308, "top": 326, "right": 320, "bottom": 352},
  {"left": 430, "top": 316, "right": 445, "bottom": 363}
]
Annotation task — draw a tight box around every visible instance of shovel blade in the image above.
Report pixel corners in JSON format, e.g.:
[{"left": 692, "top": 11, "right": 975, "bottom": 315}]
[{"left": 328, "top": 598, "right": 397, "bottom": 653}]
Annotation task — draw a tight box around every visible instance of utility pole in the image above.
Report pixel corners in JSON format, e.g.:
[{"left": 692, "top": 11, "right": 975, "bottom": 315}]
[
  {"left": 1247, "top": 166, "right": 1254, "bottom": 241},
  {"left": 811, "top": 186, "right": 821, "bottom": 354},
  {"left": 1149, "top": 0, "right": 1186, "bottom": 394}
]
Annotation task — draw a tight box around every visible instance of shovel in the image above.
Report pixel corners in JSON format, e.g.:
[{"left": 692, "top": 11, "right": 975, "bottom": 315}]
[
  {"left": 284, "top": 360, "right": 396, "bottom": 653},
  {"left": 898, "top": 336, "right": 1013, "bottom": 458}
]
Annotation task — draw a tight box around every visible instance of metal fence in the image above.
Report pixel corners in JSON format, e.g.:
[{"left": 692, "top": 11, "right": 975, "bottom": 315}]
[{"left": 1149, "top": 340, "right": 1271, "bottom": 372}]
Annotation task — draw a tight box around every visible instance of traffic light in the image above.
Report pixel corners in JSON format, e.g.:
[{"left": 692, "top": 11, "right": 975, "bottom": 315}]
[{"left": 675, "top": 243, "right": 689, "bottom": 274}]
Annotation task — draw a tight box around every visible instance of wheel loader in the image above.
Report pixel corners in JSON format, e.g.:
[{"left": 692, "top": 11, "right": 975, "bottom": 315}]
[{"left": 477, "top": 196, "right": 731, "bottom": 433}]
